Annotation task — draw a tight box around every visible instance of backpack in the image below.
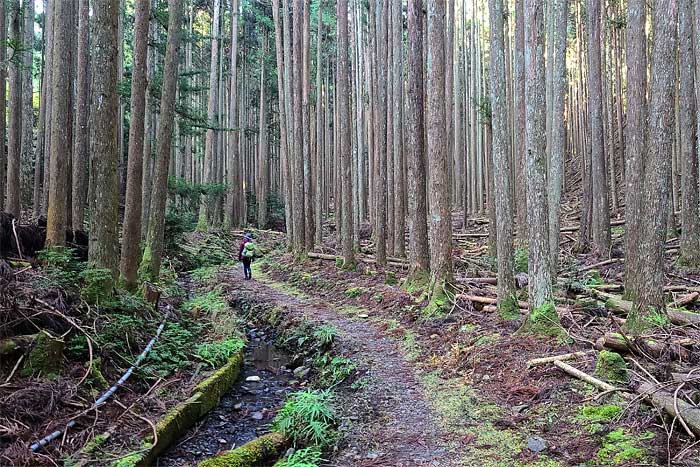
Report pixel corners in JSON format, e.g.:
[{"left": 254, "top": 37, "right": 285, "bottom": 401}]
[{"left": 243, "top": 242, "right": 256, "bottom": 259}]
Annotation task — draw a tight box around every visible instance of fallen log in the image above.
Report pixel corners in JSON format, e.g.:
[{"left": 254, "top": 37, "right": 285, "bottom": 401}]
[
  {"left": 595, "top": 332, "right": 691, "bottom": 361},
  {"left": 527, "top": 350, "right": 594, "bottom": 368},
  {"left": 580, "top": 258, "right": 622, "bottom": 271},
  {"left": 307, "top": 251, "right": 408, "bottom": 268},
  {"left": 638, "top": 382, "right": 700, "bottom": 437},
  {"left": 0, "top": 334, "right": 37, "bottom": 355},
  {"left": 198, "top": 432, "right": 287, "bottom": 467},
  {"left": 588, "top": 288, "right": 700, "bottom": 327},
  {"left": 456, "top": 294, "right": 528, "bottom": 309}
]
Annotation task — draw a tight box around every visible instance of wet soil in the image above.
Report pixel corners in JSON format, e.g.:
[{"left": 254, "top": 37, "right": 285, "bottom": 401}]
[{"left": 157, "top": 332, "right": 296, "bottom": 467}]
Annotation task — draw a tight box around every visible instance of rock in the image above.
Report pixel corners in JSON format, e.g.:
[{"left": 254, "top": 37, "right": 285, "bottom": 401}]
[
  {"left": 293, "top": 366, "right": 309, "bottom": 378},
  {"left": 20, "top": 330, "right": 64, "bottom": 378},
  {"left": 218, "top": 438, "right": 227, "bottom": 444},
  {"left": 246, "top": 375, "right": 261, "bottom": 382},
  {"left": 234, "top": 403, "right": 243, "bottom": 410},
  {"left": 358, "top": 313, "right": 369, "bottom": 318},
  {"left": 251, "top": 412, "right": 264, "bottom": 420},
  {"left": 527, "top": 436, "right": 547, "bottom": 453}
]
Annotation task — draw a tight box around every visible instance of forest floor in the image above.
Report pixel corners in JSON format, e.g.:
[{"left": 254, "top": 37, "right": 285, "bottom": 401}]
[{"left": 3, "top": 217, "right": 700, "bottom": 467}]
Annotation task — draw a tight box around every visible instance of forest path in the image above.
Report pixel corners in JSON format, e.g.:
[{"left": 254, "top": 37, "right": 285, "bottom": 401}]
[{"left": 223, "top": 267, "right": 460, "bottom": 467}]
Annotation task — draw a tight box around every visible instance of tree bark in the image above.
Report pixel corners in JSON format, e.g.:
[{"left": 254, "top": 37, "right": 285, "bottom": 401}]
[
  {"left": 630, "top": 0, "right": 679, "bottom": 329},
  {"left": 587, "top": 0, "right": 611, "bottom": 257},
  {"left": 0, "top": 0, "right": 6, "bottom": 214},
  {"left": 623, "top": 0, "right": 647, "bottom": 301},
  {"left": 678, "top": 0, "right": 700, "bottom": 266},
  {"left": 406, "top": 0, "right": 429, "bottom": 282},
  {"left": 392, "top": 0, "right": 405, "bottom": 259},
  {"left": 426, "top": 0, "right": 453, "bottom": 302},
  {"left": 374, "top": 0, "right": 388, "bottom": 265},
  {"left": 337, "top": 0, "right": 354, "bottom": 267},
  {"left": 6, "top": 0, "right": 22, "bottom": 219},
  {"left": 21, "top": 0, "right": 34, "bottom": 217},
  {"left": 488, "top": 0, "right": 516, "bottom": 310},
  {"left": 141, "top": 0, "right": 182, "bottom": 279},
  {"left": 198, "top": 0, "right": 221, "bottom": 230},
  {"left": 72, "top": 0, "right": 89, "bottom": 231},
  {"left": 291, "top": 0, "right": 306, "bottom": 250},
  {"left": 523, "top": 0, "right": 552, "bottom": 310},
  {"left": 547, "top": 0, "right": 568, "bottom": 274},
  {"left": 513, "top": 0, "right": 527, "bottom": 241},
  {"left": 226, "top": 0, "right": 242, "bottom": 228},
  {"left": 45, "top": 0, "right": 72, "bottom": 246},
  {"left": 88, "top": 0, "right": 120, "bottom": 278},
  {"left": 120, "top": 0, "right": 150, "bottom": 289},
  {"left": 257, "top": 34, "right": 268, "bottom": 229}
]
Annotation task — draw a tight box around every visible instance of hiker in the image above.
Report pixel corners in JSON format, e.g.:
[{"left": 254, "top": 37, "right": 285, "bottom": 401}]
[{"left": 238, "top": 233, "right": 256, "bottom": 280}]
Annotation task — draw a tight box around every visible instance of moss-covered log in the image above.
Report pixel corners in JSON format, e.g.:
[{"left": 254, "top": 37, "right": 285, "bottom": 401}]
[
  {"left": 595, "top": 332, "right": 690, "bottom": 360},
  {"left": 0, "top": 333, "right": 37, "bottom": 354},
  {"left": 638, "top": 382, "right": 700, "bottom": 436},
  {"left": 588, "top": 288, "right": 700, "bottom": 327},
  {"left": 198, "top": 432, "right": 287, "bottom": 467}
]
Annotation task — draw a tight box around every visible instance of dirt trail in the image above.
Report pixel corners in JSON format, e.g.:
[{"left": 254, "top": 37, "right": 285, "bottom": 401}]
[{"left": 228, "top": 270, "right": 459, "bottom": 467}]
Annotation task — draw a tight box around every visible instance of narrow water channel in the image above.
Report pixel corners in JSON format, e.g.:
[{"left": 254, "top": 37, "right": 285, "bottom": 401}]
[{"left": 157, "top": 331, "right": 296, "bottom": 466}]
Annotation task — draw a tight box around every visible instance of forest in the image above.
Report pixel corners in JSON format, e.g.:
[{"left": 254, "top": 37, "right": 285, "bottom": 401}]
[{"left": 1, "top": 0, "right": 700, "bottom": 466}]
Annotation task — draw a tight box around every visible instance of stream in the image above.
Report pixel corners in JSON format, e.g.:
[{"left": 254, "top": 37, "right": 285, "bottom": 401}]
[{"left": 156, "top": 329, "right": 297, "bottom": 466}]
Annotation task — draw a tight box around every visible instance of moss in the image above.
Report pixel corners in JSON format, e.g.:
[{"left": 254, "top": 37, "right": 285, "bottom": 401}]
[
  {"left": 20, "top": 330, "right": 64, "bottom": 378},
  {"left": 370, "top": 293, "right": 384, "bottom": 303},
  {"left": 474, "top": 333, "right": 500, "bottom": 347},
  {"left": 193, "top": 351, "right": 244, "bottom": 414},
  {"left": 518, "top": 302, "right": 563, "bottom": 338},
  {"left": 114, "top": 452, "right": 145, "bottom": 467},
  {"left": 498, "top": 294, "right": 521, "bottom": 321},
  {"left": 595, "top": 350, "right": 628, "bottom": 383},
  {"left": 515, "top": 246, "right": 529, "bottom": 273},
  {"left": 625, "top": 306, "right": 669, "bottom": 333},
  {"left": 596, "top": 429, "right": 653, "bottom": 465},
  {"left": 82, "top": 433, "right": 110, "bottom": 454},
  {"left": 385, "top": 271, "right": 397, "bottom": 285},
  {"left": 400, "top": 330, "right": 421, "bottom": 361},
  {"left": 423, "top": 281, "right": 451, "bottom": 318},
  {"left": 515, "top": 457, "right": 562, "bottom": 467},
  {"left": 579, "top": 404, "right": 622, "bottom": 423},
  {"left": 344, "top": 287, "right": 364, "bottom": 298},
  {"left": 334, "top": 256, "right": 343, "bottom": 268},
  {"left": 86, "top": 357, "right": 110, "bottom": 390},
  {"left": 199, "top": 432, "right": 287, "bottom": 467},
  {"left": 403, "top": 270, "right": 429, "bottom": 295}
]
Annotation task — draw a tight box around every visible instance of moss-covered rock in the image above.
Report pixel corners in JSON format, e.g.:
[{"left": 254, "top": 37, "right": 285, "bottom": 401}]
[
  {"left": 385, "top": 271, "right": 397, "bottom": 286},
  {"left": 498, "top": 294, "right": 521, "bottom": 321},
  {"left": 518, "top": 303, "right": 562, "bottom": 337},
  {"left": 596, "top": 429, "right": 653, "bottom": 465},
  {"left": 193, "top": 351, "right": 244, "bottom": 415},
  {"left": 595, "top": 350, "right": 629, "bottom": 384},
  {"left": 20, "top": 330, "right": 64, "bottom": 378},
  {"left": 198, "top": 432, "right": 287, "bottom": 467}
]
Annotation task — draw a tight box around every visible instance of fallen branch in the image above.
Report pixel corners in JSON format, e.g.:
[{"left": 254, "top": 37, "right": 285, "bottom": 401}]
[
  {"left": 580, "top": 258, "right": 622, "bottom": 271},
  {"left": 553, "top": 360, "right": 630, "bottom": 397},
  {"left": 669, "top": 292, "right": 699, "bottom": 308},
  {"left": 638, "top": 382, "right": 700, "bottom": 437},
  {"left": 0, "top": 334, "right": 37, "bottom": 355},
  {"left": 307, "top": 251, "right": 407, "bottom": 268},
  {"left": 527, "top": 350, "right": 594, "bottom": 368}
]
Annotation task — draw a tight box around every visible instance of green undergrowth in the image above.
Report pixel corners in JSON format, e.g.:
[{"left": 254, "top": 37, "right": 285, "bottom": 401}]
[
  {"left": 183, "top": 289, "right": 229, "bottom": 317},
  {"left": 274, "top": 446, "right": 323, "bottom": 467},
  {"left": 273, "top": 389, "right": 338, "bottom": 448},
  {"left": 595, "top": 350, "right": 629, "bottom": 384},
  {"left": 577, "top": 404, "right": 623, "bottom": 434},
  {"left": 595, "top": 429, "right": 653, "bottom": 465},
  {"left": 498, "top": 294, "right": 521, "bottom": 320},
  {"left": 421, "top": 371, "right": 525, "bottom": 466},
  {"left": 195, "top": 337, "right": 245, "bottom": 368}
]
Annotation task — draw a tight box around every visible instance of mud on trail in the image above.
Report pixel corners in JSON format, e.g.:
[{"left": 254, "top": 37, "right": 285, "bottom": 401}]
[{"left": 218, "top": 266, "right": 459, "bottom": 467}]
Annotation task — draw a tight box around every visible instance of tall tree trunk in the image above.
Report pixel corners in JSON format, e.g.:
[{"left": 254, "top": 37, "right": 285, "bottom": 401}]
[
  {"left": 488, "top": 0, "right": 516, "bottom": 314},
  {"left": 678, "top": 0, "right": 700, "bottom": 266},
  {"left": 338, "top": 0, "right": 354, "bottom": 268},
  {"left": 630, "top": 0, "right": 679, "bottom": 329},
  {"left": 89, "top": 0, "right": 120, "bottom": 279},
  {"left": 522, "top": 0, "right": 558, "bottom": 327},
  {"left": 374, "top": 0, "right": 388, "bottom": 265},
  {"left": 0, "top": 0, "right": 6, "bottom": 213},
  {"left": 141, "top": 0, "right": 182, "bottom": 279},
  {"left": 257, "top": 34, "right": 268, "bottom": 229},
  {"left": 406, "top": 0, "right": 429, "bottom": 282},
  {"left": 426, "top": 0, "right": 452, "bottom": 309},
  {"left": 21, "top": 0, "right": 34, "bottom": 216},
  {"left": 46, "top": 0, "right": 73, "bottom": 246},
  {"left": 198, "top": 0, "right": 220, "bottom": 230},
  {"left": 291, "top": 0, "right": 305, "bottom": 250},
  {"left": 314, "top": 4, "right": 324, "bottom": 245},
  {"left": 120, "top": 0, "right": 150, "bottom": 289},
  {"left": 72, "top": 0, "right": 89, "bottom": 230},
  {"left": 392, "top": 0, "right": 405, "bottom": 259},
  {"left": 547, "top": 0, "right": 568, "bottom": 274},
  {"left": 514, "top": 0, "right": 527, "bottom": 241},
  {"left": 226, "top": 0, "right": 242, "bottom": 228},
  {"left": 303, "top": 0, "right": 314, "bottom": 250},
  {"left": 623, "top": 0, "right": 648, "bottom": 301},
  {"left": 6, "top": 0, "right": 22, "bottom": 219},
  {"left": 272, "top": 0, "right": 292, "bottom": 241},
  {"left": 587, "top": 0, "right": 611, "bottom": 257}
]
